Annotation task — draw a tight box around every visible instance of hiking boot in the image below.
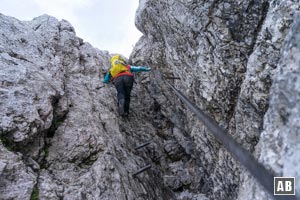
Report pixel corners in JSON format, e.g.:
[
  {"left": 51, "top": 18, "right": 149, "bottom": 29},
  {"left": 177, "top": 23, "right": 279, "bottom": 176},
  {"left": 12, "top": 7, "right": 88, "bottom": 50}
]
[{"left": 118, "top": 99, "right": 125, "bottom": 116}]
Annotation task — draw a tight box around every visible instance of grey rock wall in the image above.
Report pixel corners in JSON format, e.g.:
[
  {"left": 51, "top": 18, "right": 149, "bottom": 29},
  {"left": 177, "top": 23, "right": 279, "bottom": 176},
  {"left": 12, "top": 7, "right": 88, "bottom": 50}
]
[
  {"left": 238, "top": 10, "right": 300, "bottom": 200},
  {"left": 131, "top": 0, "right": 300, "bottom": 199},
  {"left": 0, "top": 13, "right": 206, "bottom": 200},
  {"left": 1, "top": 0, "right": 300, "bottom": 199},
  {"left": 0, "top": 14, "right": 167, "bottom": 200}
]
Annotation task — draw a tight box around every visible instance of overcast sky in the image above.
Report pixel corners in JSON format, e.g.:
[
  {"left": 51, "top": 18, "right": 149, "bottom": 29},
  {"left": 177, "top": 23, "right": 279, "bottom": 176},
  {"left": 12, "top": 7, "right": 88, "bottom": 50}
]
[{"left": 0, "top": 0, "right": 143, "bottom": 57}]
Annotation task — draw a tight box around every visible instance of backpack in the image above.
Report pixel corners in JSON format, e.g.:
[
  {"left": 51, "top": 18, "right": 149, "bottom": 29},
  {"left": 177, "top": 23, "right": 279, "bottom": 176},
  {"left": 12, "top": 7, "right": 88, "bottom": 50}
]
[{"left": 110, "top": 55, "right": 129, "bottom": 78}]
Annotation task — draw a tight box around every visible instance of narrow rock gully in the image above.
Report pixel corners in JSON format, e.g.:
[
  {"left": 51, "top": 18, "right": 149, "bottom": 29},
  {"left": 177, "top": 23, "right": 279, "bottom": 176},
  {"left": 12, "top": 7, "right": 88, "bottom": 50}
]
[{"left": 102, "top": 71, "right": 213, "bottom": 200}]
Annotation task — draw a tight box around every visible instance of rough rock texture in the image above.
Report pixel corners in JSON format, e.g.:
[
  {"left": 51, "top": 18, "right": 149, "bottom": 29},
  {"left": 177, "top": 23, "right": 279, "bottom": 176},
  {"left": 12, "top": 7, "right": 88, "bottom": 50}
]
[
  {"left": 131, "top": 0, "right": 300, "bottom": 199},
  {"left": 0, "top": 13, "right": 206, "bottom": 200},
  {"left": 1, "top": 0, "right": 300, "bottom": 199},
  {"left": 237, "top": 11, "right": 300, "bottom": 200},
  {"left": 0, "top": 15, "right": 173, "bottom": 200}
]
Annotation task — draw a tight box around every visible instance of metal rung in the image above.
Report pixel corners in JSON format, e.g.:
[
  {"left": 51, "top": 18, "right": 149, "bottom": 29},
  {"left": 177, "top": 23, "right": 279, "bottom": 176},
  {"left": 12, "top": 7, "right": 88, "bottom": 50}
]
[
  {"left": 132, "top": 164, "right": 151, "bottom": 177},
  {"left": 134, "top": 141, "right": 151, "bottom": 150},
  {"left": 164, "top": 76, "right": 181, "bottom": 80}
]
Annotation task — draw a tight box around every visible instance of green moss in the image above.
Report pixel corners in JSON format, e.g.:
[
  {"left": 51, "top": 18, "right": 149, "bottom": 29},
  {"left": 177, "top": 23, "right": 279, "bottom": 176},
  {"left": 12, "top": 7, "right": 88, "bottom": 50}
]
[
  {"left": 40, "top": 147, "right": 49, "bottom": 169},
  {"left": 0, "top": 135, "right": 14, "bottom": 151},
  {"left": 30, "top": 186, "right": 39, "bottom": 200},
  {"left": 47, "top": 119, "right": 64, "bottom": 138},
  {"left": 43, "top": 148, "right": 49, "bottom": 157}
]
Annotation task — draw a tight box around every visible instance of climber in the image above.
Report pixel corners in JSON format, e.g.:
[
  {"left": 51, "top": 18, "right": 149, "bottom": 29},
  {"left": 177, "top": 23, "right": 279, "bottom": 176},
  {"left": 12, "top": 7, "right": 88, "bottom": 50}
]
[{"left": 103, "top": 54, "right": 151, "bottom": 117}]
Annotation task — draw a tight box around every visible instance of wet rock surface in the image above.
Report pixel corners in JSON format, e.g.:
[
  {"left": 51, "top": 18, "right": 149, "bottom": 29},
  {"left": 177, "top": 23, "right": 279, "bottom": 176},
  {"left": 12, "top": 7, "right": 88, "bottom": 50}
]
[{"left": 1, "top": 0, "right": 300, "bottom": 199}]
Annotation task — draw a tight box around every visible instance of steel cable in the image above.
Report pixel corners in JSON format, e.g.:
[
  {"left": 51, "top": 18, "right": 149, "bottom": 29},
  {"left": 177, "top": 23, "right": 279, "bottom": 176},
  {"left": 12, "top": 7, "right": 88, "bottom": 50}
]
[{"left": 165, "top": 81, "right": 297, "bottom": 200}]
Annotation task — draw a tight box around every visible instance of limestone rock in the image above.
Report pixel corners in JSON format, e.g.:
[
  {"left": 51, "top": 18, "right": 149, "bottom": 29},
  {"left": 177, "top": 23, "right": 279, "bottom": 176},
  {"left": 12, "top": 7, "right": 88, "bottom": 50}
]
[
  {"left": 0, "top": 13, "right": 205, "bottom": 200},
  {"left": 2, "top": 0, "right": 300, "bottom": 199},
  {"left": 0, "top": 143, "right": 36, "bottom": 200},
  {"left": 131, "top": 0, "right": 300, "bottom": 199},
  {"left": 237, "top": 11, "right": 300, "bottom": 200},
  {"left": 164, "top": 140, "right": 186, "bottom": 161}
]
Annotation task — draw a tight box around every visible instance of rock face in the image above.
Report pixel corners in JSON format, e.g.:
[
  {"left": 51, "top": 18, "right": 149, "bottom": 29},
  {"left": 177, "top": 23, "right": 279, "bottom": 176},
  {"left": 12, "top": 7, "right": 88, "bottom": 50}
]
[
  {"left": 0, "top": 13, "right": 204, "bottom": 200},
  {"left": 1, "top": 0, "right": 300, "bottom": 199},
  {"left": 0, "top": 14, "right": 159, "bottom": 200},
  {"left": 131, "top": 0, "right": 300, "bottom": 199}
]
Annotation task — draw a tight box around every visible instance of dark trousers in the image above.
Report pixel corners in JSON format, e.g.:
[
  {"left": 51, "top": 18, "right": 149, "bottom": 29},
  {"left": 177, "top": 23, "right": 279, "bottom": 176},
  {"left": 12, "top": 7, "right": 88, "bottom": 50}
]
[{"left": 114, "top": 75, "right": 134, "bottom": 113}]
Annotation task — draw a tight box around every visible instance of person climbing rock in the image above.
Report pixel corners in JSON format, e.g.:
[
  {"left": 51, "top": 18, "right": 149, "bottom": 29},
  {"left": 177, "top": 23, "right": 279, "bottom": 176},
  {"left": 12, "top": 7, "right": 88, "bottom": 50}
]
[{"left": 103, "top": 54, "right": 151, "bottom": 117}]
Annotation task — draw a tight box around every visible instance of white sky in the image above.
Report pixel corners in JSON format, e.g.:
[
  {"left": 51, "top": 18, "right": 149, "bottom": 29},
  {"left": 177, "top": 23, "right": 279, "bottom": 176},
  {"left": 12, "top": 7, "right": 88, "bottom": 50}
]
[{"left": 0, "top": 0, "right": 143, "bottom": 57}]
